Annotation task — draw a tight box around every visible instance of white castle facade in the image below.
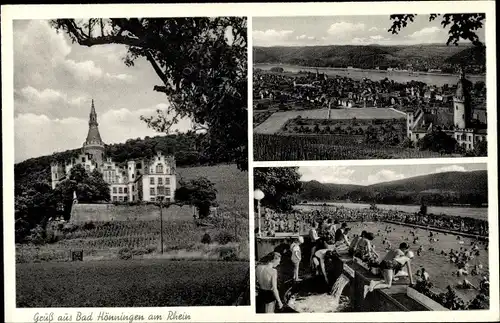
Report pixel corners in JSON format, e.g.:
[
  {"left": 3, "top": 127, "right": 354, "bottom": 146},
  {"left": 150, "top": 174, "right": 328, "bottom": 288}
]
[{"left": 51, "top": 100, "right": 176, "bottom": 202}]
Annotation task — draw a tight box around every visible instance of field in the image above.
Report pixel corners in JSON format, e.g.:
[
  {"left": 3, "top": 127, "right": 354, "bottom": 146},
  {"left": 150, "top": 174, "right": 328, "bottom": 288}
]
[
  {"left": 254, "top": 134, "right": 444, "bottom": 160},
  {"left": 16, "top": 260, "right": 249, "bottom": 307},
  {"left": 254, "top": 108, "right": 405, "bottom": 135}
]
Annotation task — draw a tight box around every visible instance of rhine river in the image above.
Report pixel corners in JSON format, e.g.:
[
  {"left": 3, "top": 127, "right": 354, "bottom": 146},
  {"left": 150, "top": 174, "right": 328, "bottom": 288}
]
[
  {"left": 255, "top": 63, "right": 486, "bottom": 87},
  {"left": 296, "top": 202, "right": 488, "bottom": 220}
]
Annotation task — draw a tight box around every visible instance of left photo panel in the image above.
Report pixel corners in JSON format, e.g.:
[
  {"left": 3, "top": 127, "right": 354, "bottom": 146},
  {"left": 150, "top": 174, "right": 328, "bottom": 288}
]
[{"left": 13, "top": 18, "right": 249, "bottom": 307}]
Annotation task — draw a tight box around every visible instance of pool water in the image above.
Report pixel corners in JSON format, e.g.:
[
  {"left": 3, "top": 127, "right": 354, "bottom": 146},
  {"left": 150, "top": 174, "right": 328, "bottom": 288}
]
[{"left": 348, "top": 222, "right": 488, "bottom": 302}]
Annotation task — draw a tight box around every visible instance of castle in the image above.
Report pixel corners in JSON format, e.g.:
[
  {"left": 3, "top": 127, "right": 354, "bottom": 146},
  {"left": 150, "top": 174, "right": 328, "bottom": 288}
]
[
  {"left": 407, "top": 69, "right": 487, "bottom": 150},
  {"left": 51, "top": 100, "right": 176, "bottom": 202}
]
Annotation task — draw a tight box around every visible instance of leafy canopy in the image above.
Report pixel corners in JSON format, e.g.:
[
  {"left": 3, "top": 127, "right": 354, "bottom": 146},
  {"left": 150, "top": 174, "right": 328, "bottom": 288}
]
[
  {"left": 254, "top": 167, "right": 302, "bottom": 212},
  {"left": 50, "top": 18, "right": 247, "bottom": 170}
]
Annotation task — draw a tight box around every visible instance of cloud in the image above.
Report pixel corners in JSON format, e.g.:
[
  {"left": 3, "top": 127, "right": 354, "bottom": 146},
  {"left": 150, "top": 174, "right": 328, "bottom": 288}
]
[
  {"left": 434, "top": 165, "right": 466, "bottom": 173},
  {"left": 296, "top": 34, "right": 307, "bottom": 40},
  {"left": 327, "top": 22, "right": 365, "bottom": 36},
  {"left": 299, "top": 166, "right": 356, "bottom": 184},
  {"left": 366, "top": 170, "right": 405, "bottom": 185},
  {"left": 407, "top": 26, "right": 444, "bottom": 43},
  {"left": 15, "top": 86, "right": 89, "bottom": 117},
  {"left": 369, "top": 27, "right": 379, "bottom": 32},
  {"left": 253, "top": 29, "right": 294, "bottom": 46},
  {"left": 15, "top": 105, "right": 193, "bottom": 163},
  {"left": 370, "top": 35, "right": 388, "bottom": 41}
]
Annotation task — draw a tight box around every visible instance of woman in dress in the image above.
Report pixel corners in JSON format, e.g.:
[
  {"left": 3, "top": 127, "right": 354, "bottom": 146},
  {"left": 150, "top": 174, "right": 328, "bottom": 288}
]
[{"left": 256, "top": 252, "right": 283, "bottom": 313}]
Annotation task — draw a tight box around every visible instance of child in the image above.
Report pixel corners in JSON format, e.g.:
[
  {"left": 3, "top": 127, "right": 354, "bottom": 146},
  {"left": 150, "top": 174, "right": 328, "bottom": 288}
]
[{"left": 291, "top": 236, "right": 304, "bottom": 282}]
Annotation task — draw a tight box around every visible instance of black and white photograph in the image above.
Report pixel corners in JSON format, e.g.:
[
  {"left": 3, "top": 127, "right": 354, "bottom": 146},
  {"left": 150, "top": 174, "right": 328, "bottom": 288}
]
[
  {"left": 253, "top": 15, "right": 488, "bottom": 161},
  {"left": 11, "top": 17, "right": 249, "bottom": 307},
  {"left": 254, "top": 164, "right": 490, "bottom": 313}
]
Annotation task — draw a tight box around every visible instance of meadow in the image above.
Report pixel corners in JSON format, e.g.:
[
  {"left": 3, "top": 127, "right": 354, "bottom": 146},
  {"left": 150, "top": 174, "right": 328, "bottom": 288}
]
[
  {"left": 254, "top": 134, "right": 444, "bottom": 161},
  {"left": 16, "top": 259, "right": 249, "bottom": 307}
]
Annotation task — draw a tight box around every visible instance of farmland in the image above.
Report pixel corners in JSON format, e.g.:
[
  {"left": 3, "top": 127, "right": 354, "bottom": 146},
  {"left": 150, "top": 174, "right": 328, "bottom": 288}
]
[
  {"left": 16, "top": 260, "right": 249, "bottom": 307},
  {"left": 16, "top": 164, "right": 249, "bottom": 262},
  {"left": 254, "top": 134, "right": 444, "bottom": 161}
]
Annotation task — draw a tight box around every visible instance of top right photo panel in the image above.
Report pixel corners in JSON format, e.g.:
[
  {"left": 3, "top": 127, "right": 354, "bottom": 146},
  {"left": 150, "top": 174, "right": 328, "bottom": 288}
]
[{"left": 253, "top": 14, "right": 488, "bottom": 161}]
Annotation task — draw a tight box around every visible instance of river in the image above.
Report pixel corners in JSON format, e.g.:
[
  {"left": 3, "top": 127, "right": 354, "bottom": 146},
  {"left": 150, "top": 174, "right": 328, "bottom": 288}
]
[
  {"left": 295, "top": 202, "right": 488, "bottom": 220},
  {"left": 255, "top": 63, "right": 485, "bottom": 87}
]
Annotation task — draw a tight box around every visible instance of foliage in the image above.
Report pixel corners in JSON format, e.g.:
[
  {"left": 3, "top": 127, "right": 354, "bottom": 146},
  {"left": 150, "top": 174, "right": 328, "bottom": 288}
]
[
  {"left": 388, "top": 14, "right": 485, "bottom": 47},
  {"left": 214, "top": 231, "right": 237, "bottom": 245},
  {"left": 253, "top": 167, "right": 302, "bottom": 212},
  {"left": 473, "top": 140, "right": 487, "bottom": 157},
  {"left": 15, "top": 182, "right": 59, "bottom": 243},
  {"left": 175, "top": 177, "right": 218, "bottom": 219},
  {"left": 419, "top": 204, "right": 428, "bottom": 216},
  {"left": 417, "top": 130, "right": 457, "bottom": 153},
  {"left": 50, "top": 18, "right": 248, "bottom": 170}
]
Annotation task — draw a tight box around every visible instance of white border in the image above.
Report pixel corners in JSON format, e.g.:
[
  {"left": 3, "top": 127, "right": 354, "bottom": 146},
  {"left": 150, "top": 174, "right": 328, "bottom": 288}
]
[{"left": 2, "top": 1, "right": 498, "bottom": 322}]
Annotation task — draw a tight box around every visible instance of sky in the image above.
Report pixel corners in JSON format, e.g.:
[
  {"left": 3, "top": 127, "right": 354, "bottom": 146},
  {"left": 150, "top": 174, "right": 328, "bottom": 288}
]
[
  {"left": 298, "top": 163, "right": 486, "bottom": 186},
  {"left": 253, "top": 15, "right": 485, "bottom": 46},
  {"left": 14, "top": 20, "right": 193, "bottom": 163}
]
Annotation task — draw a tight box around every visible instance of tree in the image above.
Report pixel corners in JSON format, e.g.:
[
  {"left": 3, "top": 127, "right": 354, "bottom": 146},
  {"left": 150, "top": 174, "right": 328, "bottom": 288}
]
[
  {"left": 388, "top": 14, "right": 485, "bottom": 47},
  {"left": 50, "top": 18, "right": 247, "bottom": 170},
  {"left": 253, "top": 167, "right": 302, "bottom": 212},
  {"left": 175, "top": 177, "right": 218, "bottom": 219},
  {"left": 473, "top": 140, "right": 487, "bottom": 157},
  {"left": 417, "top": 130, "right": 457, "bottom": 153}
]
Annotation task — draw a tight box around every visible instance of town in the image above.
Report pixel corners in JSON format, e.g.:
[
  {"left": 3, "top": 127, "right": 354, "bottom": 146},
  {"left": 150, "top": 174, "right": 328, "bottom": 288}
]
[{"left": 253, "top": 66, "right": 487, "bottom": 160}]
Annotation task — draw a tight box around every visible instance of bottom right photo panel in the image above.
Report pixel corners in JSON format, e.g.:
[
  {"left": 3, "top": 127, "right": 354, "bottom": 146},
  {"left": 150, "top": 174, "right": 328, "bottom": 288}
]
[{"left": 254, "top": 163, "right": 489, "bottom": 313}]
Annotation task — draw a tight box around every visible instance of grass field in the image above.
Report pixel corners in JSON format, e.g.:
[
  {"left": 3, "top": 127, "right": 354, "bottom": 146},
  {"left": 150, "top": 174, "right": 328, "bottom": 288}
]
[
  {"left": 16, "top": 259, "right": 249, "bottom": 307},
  {"left": 253, "top": 108, "right": 405, "bottom": 135}
]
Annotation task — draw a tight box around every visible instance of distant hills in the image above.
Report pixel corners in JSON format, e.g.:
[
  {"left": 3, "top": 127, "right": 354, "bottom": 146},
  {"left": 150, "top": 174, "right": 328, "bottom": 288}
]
[
  {"left": 300, "top": 170, "right": 488, "bottom": 206},
  {"left": 254, "top": 44, "right": 486, "bottom": 71}
]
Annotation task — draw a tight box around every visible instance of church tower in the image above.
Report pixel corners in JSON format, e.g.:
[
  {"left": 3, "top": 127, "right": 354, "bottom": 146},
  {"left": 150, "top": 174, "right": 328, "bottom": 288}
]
[
  {"left": 453, "top": 67, "right": 472, "bottom": 129},
  {"left": 82, "top": 99, "right": 105, "bottom": 165}
]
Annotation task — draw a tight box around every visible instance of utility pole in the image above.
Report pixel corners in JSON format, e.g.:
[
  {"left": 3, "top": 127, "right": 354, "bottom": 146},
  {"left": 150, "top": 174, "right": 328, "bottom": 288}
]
[{"left": 159, "top": 196, "right": 164, "bottom": 254}]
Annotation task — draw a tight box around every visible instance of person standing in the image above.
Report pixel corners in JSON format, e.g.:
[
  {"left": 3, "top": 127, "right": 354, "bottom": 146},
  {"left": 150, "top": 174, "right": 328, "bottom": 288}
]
[
  {"left": 291, "top": 236, "right": 304, "bottom": 282},
  {"left": 309, "top": 222, "right": 320, "bottom": 269},
  {"left": 256, "top": 252, "right": 283, "bottom": 313}
]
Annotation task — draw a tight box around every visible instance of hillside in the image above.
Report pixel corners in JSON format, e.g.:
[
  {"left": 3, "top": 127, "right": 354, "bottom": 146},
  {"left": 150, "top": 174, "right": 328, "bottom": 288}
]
[
  {"left": 14, "top": 133, "right": 233, "bottom": 192},
  {"left": 300, "top": 170, "right": 487, "bottom": 206},
  {"left": 254, "top": 44, "right": 485, "bottom": 71}
]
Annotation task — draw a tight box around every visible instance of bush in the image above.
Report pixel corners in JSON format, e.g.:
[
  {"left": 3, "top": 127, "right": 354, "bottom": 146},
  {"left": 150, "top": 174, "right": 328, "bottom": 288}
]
[
  {"left": 214, "top": 231, "right": 237, "bottom": 245},
  {"left": 131, "top": 247, "right": 149, "bottom": 256},
  {"left": 219, "top": 246, "right": 238, "bottom": 261},
  {"left": 83, "top": 221, "right": 95, "bottom": 230},
  {"left": 118, "top": 247, "right": 132, "bottom": 260},
  {"left": 201, "top": 232, "right": 212, "bottom": 244}
]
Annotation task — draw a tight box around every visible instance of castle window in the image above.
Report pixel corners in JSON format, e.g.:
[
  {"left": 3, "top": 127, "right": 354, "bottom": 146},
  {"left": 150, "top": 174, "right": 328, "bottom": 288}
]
[
  {"left": 166, "top": 188, "right": 171, "bottom": 196},
  {"left": 82, "top": 157, "right": 85, "bottom": 162},
  {"left": 150, "top": 187, "right": 156, "bottom": 196},
  {"left": 158, "top": 186, "right": 165, "bottom": 196},
  {"left": 55, "top": 173, "right": 57, "bottom": 179},
  {"left": 132, "top": 174, "right": 135, "bottom": 179},
  {"left": 113, "top": 187, "right": 117, "bottom": 193},
  {"left": 416, "top": 134, "right": 419, "bottom": 139},
  {"left": 124, "top": 187, "right": 128, "bottom": 194},
  {"left": 158, "top": 178, "right": 163, "bottom": 185},
  {"left": 150, "top": 197, "right": 156, "bottom": 202},
  {"left": 165, "top": 178, "right": 170, "bottom": 185},
  {"left": 119, "top": 187, "right": 123, "bottom": 194},
  {"left": 113, "top": 196, "right": 117, "bottom": 201},
  {"left": 119, "top": 196, "right": 124, "bottom": 202},
  {"left": 124, "top": 196, "right": 128, "bottom": 202},
  {"left": 150, "top": 177, "right": 155, "bottom": 185},
  {"left": 156, "top": 164, "right": 163, "bottom": 173},
  {"left": 462, "top": 114, "right": 464, "bottom": 120}
]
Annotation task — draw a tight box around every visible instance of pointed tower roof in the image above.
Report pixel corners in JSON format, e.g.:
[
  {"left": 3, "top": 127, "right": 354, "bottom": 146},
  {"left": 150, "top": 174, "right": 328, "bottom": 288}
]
[
  {"left": 84, "top": 99, "right": 104, "bottom": 147},
  {"left": 455, "top": 67, "right": 472, "bottom": 100}
]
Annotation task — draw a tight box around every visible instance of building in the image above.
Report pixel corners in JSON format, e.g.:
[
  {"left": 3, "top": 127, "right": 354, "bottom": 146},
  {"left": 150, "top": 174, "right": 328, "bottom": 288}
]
[
  {"left": 407, "top": 69, "right": 487, "bottom": 150},
  {"left": 51, "top": 100, "right": 176, "bottom": 202}
]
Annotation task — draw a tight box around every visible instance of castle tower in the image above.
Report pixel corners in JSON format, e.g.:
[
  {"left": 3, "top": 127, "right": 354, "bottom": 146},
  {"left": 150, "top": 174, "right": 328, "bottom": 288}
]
[
  {"left": 453, "top": 68, "right": 472, "bottom": 129},
  {"left": 82, "top": 99, "right": 105, "bottom": 166}
]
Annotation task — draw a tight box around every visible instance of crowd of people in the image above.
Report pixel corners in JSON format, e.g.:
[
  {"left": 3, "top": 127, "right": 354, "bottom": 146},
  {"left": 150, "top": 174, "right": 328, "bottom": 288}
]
[{"left": 260, "top": 206, "right": 488, "bottom": 238}]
